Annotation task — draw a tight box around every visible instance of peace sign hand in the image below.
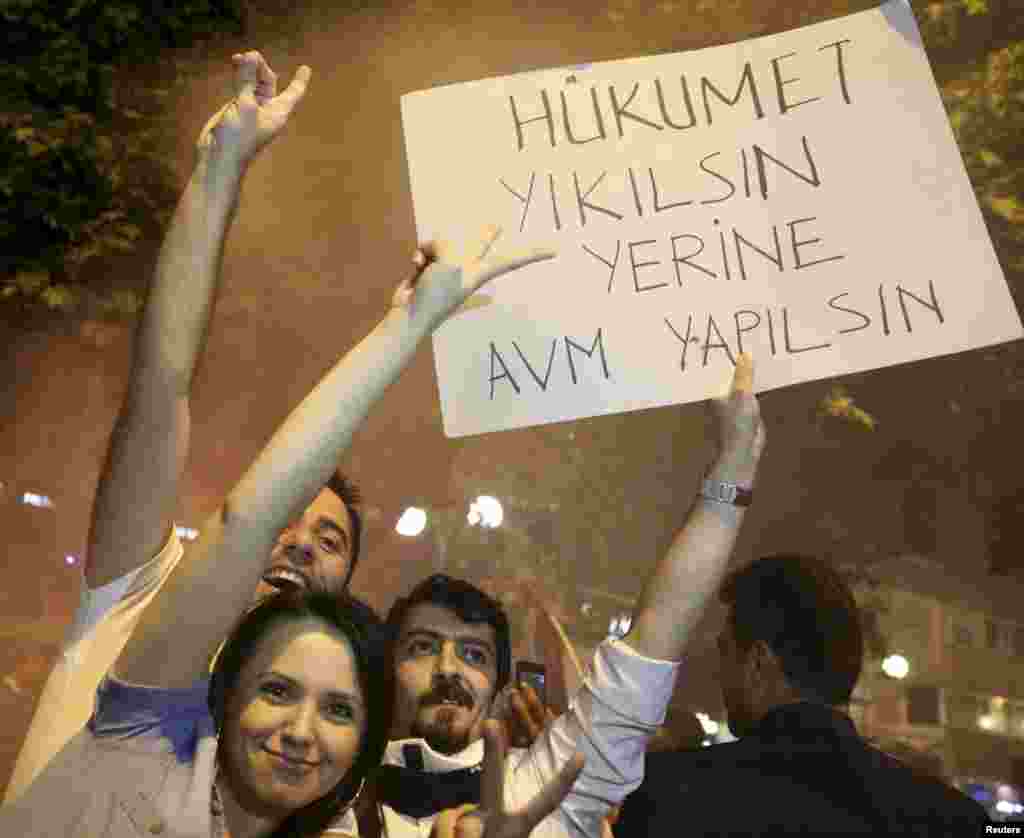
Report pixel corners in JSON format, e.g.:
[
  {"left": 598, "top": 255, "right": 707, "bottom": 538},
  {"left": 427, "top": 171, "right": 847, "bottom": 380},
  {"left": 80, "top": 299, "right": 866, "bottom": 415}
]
[
  {"left": 196, "top": 51, "right": 311, "bottom": 169},
  {"left": 431, "top": 720, "right": 584, "bottom": 838},
  {"left": 393, "top": 225, "right": 557, "bottom": 332}
]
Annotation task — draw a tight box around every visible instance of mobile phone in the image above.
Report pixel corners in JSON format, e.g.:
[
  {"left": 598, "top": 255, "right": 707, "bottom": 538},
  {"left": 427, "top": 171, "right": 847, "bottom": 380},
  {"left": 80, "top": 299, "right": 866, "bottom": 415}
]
[{"left": 515, "top": 660, "right": 546, "bottom": 705}]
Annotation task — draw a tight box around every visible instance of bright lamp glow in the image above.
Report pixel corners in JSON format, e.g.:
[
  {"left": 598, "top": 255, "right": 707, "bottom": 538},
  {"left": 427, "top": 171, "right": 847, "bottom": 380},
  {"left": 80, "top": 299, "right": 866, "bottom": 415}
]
[
  {"left": 174, "top": 526, "right": 199, "bottom": 542},
  {"left": 22, "top": 492, "right": 53, "bottom": 509},
  {"left": 65, "top": 555, "right": 76, "bottom": 565},
  {"left": 881, "top": 654, "right": 910, "bottom": 679},
  {"left": 995, "top": 800, "right": 1024, "bottom": 815},
  {"left": 978, "top": 714, "right": 996, "bottom": 731},
  {"left": 467, "top": 495, "right": 503, "bottom": 528},
  {"left": 396, "top": 507, "right": 427, "bottom": 537}
]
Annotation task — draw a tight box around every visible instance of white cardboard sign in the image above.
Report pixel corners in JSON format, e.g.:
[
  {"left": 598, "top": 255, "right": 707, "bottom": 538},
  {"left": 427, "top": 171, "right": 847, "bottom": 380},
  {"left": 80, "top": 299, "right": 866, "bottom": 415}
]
[{"left": 400, "top": 0, "right": 1023, "bottom": 438}]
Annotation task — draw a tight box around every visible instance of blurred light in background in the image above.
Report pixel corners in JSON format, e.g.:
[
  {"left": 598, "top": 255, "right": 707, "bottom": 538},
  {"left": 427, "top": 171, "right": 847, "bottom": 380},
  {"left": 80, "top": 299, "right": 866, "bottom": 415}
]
[
  {"left": 881, "top": 653, "right": 909, "bottom": 679},
  {"left": 22, "top": 492, "right": 53, "bottom": 508},
  {"left": 175, "top": 526, "right": 199, "bottom": 542},
  {"left": 696, "top": 712, "right": 720, "bottom": 736},
  {"left": 467, "top": 495, "right": 503, "bottom": 528},
  {"left": 396, "top": 506, "right": 427, "bottom": 537},
  {"left": 65, "top": 555, "right": 77, "bottom": 565}
]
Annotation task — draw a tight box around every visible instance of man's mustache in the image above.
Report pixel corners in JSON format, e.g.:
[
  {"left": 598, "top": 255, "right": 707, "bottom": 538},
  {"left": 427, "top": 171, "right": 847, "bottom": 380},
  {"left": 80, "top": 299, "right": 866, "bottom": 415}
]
[{"left": 420, "top": 678, "right": 474, "bottom": 710}]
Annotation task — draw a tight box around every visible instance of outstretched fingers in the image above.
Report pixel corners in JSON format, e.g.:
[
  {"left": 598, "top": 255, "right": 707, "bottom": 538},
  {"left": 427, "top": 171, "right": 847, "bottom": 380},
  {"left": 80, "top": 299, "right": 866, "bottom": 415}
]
[{"left": 470, "top": 224, "right": 557, "bottom": 286}]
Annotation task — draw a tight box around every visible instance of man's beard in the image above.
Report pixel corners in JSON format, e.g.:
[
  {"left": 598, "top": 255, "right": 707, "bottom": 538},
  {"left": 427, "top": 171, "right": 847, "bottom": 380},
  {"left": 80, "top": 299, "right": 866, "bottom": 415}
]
[
  {"left": 411, "top": 678, "right": 478, "bottom": 755},
  {"left": 411, "top": 706, "right": 476, "bottom": 755}
]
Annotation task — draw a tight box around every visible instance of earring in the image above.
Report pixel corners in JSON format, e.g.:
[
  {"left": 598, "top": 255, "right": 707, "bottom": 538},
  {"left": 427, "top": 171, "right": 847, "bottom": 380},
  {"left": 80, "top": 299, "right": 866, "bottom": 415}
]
[{"left": 340, "top": 777, "right": 367, "bottom": 811}]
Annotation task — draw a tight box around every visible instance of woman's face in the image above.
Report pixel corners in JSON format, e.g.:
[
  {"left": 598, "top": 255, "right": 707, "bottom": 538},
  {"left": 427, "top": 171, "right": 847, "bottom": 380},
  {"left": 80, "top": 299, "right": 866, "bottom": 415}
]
[{"left": 222, "top": 617, "right": 366, "bottom": 816}]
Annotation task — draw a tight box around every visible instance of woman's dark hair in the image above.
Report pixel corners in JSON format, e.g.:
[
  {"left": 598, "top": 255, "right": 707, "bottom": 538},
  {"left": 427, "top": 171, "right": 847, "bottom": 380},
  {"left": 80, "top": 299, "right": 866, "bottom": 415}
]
[
  {"left": 718, "top": 553, "right": 864, "bottom": 705},
  {"left": 209, "top": 590, "right": 389, "bottom": 838},
  {"left": 325, "top": 471, "right": 363, "bottom": 586},
  {"left": 385, "top": 574, "right": 512, "bottom": 693}
]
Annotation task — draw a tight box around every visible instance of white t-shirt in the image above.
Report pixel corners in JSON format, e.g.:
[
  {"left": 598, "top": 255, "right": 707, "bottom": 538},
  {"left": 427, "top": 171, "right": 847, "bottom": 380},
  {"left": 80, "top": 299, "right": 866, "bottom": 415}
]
[
  {"left": 379, "top": 639, "right": 679, "bottom": 838},
  {"left": 3, "top": 529, "right": 185, "bottom": 804}
]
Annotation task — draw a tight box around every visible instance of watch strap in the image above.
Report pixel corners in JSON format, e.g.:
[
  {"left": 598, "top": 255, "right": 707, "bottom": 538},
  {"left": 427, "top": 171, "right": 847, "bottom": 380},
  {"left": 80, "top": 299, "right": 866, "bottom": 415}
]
[{"left": 700, "top": 477, "right": 753, "bottom": 507}]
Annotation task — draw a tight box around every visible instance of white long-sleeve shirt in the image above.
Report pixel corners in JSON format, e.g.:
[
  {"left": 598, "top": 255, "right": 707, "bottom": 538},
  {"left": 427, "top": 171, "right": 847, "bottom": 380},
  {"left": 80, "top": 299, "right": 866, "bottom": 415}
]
[{"left": 379, "top": 639, "right": 679, "bottom": 838}]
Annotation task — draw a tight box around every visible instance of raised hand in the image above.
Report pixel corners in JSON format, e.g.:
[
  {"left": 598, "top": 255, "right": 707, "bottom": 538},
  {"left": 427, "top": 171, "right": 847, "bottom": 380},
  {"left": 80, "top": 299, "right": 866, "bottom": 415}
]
[
  {"left": 196, "top": 50, "right": 312, "bottom": 169},
  {"left": 431, "top": 720, "right": 583, "bottom": 838},
  {"left": 502, "top": 683, "right": 557, "bottom": 749},
  {"left": 393, "top": 224, "right": 556, "bottom": 331},
  {"left": 708, "top": 353, "right": 766, "bottom": 487}
]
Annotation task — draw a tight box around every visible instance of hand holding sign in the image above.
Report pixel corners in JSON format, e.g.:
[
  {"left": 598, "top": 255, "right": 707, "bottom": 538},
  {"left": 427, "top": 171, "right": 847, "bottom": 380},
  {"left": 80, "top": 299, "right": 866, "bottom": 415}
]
[
  {"left": 430, "top": 720, "right": 584, "bottom": 838},
  {"left": 707, "top": 353, "right": 766, "bottom": 488},
  {"left": 392, "top": 225, "right": 556, "bottom": 331}
]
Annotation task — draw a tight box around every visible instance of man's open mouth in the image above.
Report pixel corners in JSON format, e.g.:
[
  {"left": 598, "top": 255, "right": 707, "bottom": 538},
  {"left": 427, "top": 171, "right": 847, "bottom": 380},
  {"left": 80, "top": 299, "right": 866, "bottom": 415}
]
[
  {"left": 424, "top": 690, "right": 473, "bottom": 710},
  {"left": 262, "top": 567, "right": 309, "bottom": 592}
]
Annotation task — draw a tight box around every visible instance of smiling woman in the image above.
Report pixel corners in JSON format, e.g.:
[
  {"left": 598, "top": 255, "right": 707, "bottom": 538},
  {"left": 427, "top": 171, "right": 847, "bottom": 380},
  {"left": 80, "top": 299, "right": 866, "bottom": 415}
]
[
  {"left": 210, "top": 592, "right": 392, "bottom": 837},
  {"left": 0, "top": 590, "right": 390, "bottom": 838}
]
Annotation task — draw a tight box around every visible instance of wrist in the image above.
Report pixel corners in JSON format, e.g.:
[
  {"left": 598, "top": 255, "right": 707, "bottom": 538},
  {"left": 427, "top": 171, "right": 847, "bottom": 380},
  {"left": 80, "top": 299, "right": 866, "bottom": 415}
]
[
  {"left": 382, "top": 301, "right": 435, "bottom": 343},
  {"left": 706, "top": 454, "right": 759, "bottom": 490},
  {"left": 194, "top": 148, "right": 246, "bottom": 195}
]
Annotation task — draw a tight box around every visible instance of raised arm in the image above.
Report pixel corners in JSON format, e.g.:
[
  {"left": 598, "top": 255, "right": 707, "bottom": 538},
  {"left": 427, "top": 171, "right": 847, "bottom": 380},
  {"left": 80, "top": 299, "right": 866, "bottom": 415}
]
[
  {"left": 626, "top": 354, "right": 766, "bottom": 661},
  {"left": 86, "top": 52, "right": 309, "bottom": 588},
  {"left": 114, "top": 226, "right": 556, "bottom": 688}
]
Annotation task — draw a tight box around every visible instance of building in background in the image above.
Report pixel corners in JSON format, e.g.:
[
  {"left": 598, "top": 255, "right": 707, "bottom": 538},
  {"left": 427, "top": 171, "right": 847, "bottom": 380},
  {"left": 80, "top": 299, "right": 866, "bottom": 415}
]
[{"left": 848, "top": 554, "right": 1024, "bottom": 815}]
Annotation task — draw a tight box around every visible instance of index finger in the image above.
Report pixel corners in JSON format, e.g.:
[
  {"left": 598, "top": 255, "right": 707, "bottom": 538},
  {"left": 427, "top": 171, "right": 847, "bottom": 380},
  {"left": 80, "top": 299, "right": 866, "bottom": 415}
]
[
  {"left": 731, "top": 353, "right": 754, "bottom": 395},
  {"left": 479, "top": 720, "right": 509, "bottom": 814},
  {"left": 485, "top": 246, "right": 558, "bottom": 282}
]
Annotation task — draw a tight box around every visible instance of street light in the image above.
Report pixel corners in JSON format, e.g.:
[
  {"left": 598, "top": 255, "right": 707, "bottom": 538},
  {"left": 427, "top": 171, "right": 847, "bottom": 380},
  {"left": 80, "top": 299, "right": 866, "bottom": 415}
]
[
  {"left": 467, "top": 495, "right": 503, "bottom": 528},
  {"left": 396, "top": 507, "right": 427, "bottom": 537},
  {"left": 881, "top": 653, "right": 910, "bottom": 679}
]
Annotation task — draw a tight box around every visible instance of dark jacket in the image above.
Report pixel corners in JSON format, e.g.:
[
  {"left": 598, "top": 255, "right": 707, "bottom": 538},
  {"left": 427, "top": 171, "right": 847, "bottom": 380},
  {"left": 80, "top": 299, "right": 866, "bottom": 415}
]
[{"left": 614, "top": 702, "right": 987, "bottom": 837}]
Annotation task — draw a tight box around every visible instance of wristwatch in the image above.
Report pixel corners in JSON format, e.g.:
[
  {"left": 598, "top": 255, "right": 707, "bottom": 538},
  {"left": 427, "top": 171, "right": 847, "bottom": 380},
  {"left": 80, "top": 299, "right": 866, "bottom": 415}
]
[{"left": 700, "top": 477, "right": 753, "bottom": 507}]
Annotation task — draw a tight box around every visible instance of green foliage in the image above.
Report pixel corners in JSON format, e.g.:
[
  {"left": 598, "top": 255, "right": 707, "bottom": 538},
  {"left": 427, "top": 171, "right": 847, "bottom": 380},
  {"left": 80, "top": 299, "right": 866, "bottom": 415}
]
[
  {"left": 1, "top": 0, "right": 243, "bottom": 318},
  {"left": 942, "top": 39, "right": 1024, "bottom": 225},
  {"left": 2, "top": 1, "right": 244, "bottom": 110}
]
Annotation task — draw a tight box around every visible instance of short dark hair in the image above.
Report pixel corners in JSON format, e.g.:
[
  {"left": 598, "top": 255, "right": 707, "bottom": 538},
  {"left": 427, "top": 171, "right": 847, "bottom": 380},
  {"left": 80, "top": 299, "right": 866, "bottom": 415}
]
[
  {"left": 385, "top": 574, "right": 512, "bottom": 693},
  {"left": 325, "top": 471, "right": 363, "bottom": 586},
  {"left": 718, "top": 554, "right": 864, "bottom": 706},
  {"left": 210, "top": 590, "right": 389, "bottom": 838}
]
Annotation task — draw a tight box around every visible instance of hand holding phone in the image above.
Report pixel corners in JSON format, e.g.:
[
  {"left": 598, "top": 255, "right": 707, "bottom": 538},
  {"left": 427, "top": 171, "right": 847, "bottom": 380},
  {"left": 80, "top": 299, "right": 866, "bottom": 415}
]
[{"left": 515, "top": 661, "right": 546, "bottom": 706}]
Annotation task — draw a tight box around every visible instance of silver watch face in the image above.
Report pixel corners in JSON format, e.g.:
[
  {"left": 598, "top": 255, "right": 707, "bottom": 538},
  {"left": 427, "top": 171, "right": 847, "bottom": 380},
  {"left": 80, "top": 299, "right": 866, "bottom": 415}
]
[{"left": 705, "top": 480, "right": 737, "bottom": 503}]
